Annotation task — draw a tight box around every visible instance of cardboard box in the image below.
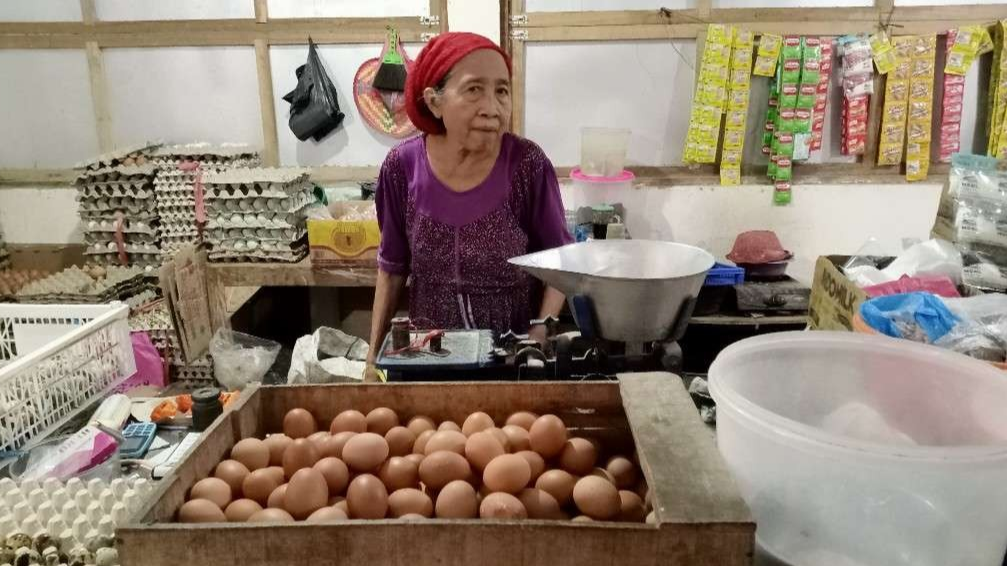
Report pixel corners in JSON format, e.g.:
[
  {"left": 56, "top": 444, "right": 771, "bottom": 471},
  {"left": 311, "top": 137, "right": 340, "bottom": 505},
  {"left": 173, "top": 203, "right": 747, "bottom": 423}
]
[
  {"left": 307, "top": 201, "right": 380, "bottom": 268},
  {"left": 809, "top": 255, "right": 890, "bottom": 331},
  {"left": 120, "top": 376, "right": 754, "bottom": 566}
]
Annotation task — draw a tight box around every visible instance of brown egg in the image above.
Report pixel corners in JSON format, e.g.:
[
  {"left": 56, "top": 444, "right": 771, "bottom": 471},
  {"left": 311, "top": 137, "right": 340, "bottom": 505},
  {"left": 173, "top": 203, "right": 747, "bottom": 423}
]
[
  {"left": 179, "top": 499, "right": 226, "bottom": 523},
  {"left": 308, "top": 431, "right": 331, "bottom": 454},
  {"left": 486, "top": 427, "right": 511, "bottom": 452},
  {"left": 346, "top": 474, "right": 388, "bottom": 519},
  {"left": 501, "top": 425, "right": 531, "bottom": 452},
  {"left": 379, "top": 456, "right": 419, "bottom": 492},
  {"left": 330, "top": 410, "right": 367, "bottom": 434},
  {"left": 462, "top": 412, "right": 495, "bottom": 437},
  {"left": 264, "top": 466, "right": 285, "bottom": 484},
  {"left": 366, "top": 407, "right": 400, "bottom": 435},
  {"left": 419, "top": 450, "right": 472, "bottom": 490},
  {"left": 400, "top": 513, "right": 426, "bottom": 520},
  {"left": 388, "top": 488, "right": 434, "bottom": 518},
  {"left": 413, "top": 430, "right": 436, "bottom": 454},
  {"left": 559, "top": 438, "right": 598, "bottom": 476},
  {"left": 285, "top": 468, "right": 329, "bottom": 519},
  {"left": 645, "top": 510, "right": 657, "bottom": 524},
  {"left": 516, "top": 451, "right": 546, "bottom": 483},
  {"left": 438, "top": 421, "right": 462, "bottom": 432},
  {"left": 342, "top": 432, "right": 390, "bottom": 472},
  {"left": 480, "top": 492, "right": 527, "bottom": 519},
  {"left": 404, "top": 453, "right": 425, "bottom": 467},
  {"left": 590, "top": 468, "right": 616, "bottom": 485},
  {"left": 190, "top": 477, "right": 232, "bottom": 509},
  {"left": 518, "top": 488, "right": 564, "bottom": 520},
  {"left": 464, "top": 431, "right": 505, "bottom": 471},
  {"left": 306, "top": 506, "right": 348, "bottom": 523},
  {"left": 505, "top": 411, "right": 539, "bottom": 431},
  {"left": 385, "top": 426, "right": 417, "bottom": 457},
  {"left": 483, "top": 454, "right": 531, "bottom": 494},
  {"left": 224, "top": 499, "right": 262, "bottom": 522},
  {"left": 248, "top": 508, "right": 295, "bottom": 522},
  {"left": 529, "top": 414, "right": 568, "bottom": 458},
  {"left": 314, "top": 457, "right": 350, "bottom": 495},
  {"left": 263, "top": 434, "right": 292, "bottom": 466},
  {"left": 572, "top": 476, "right": 620, "bottom": 520},
  {"left": 283, "top": 408, "right": 318, "bottom": 439},
  {"left": 231, "top": 438, "right": 270, "bottom": 471},
  {"left": 618, "top": 490, "right": 647, "bottom": 522},
  {"left": 535, "top": 469, "right": 577, "bottom": 506},
  {"left": 406, "top": 416, "right": 436, "bottom": 437},
  {"left": 434, "top": 480, "right": 478, "bottom": 518},
  {"left": 322, "top": 431, "right": 357, "bottom": 459},
  {"left": 214, "top": 460, "right": 250, "bottom": 498},
  {"left": 243, "top": 469, "right": 283, "bottom": 505},
  {"left": 424, "top": 430, "right": 467, "bottom": 456},
  {"left": 572, "top": 515, "right": 594, "bottom": 523},
  {"left": 267, "top": 484, "right": 288, "bottom": 509},
  {"left": 606, "top": 456, "right": 638, "bottom": 490},
  {"left": 282, "top": 439, "right": 320, "bottom": 479}
]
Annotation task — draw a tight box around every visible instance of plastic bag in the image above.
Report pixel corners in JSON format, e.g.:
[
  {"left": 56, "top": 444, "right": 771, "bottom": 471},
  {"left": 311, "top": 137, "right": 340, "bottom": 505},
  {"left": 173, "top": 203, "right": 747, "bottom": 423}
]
[
  {"left": 859, "top": 292, "right": 959, "bottom": 343},
  {"left": 878, "top": 239, "right": 963, "bottom": 283},
  {"left": 115, "top": 332, "right": 167, "bottom": 393},
  {"left": 288, "top": 327, "right": 369, "bottom": 384},
  {"left": 210, "top": 329, "right": 281, "bottom": 391},
  {"left": 282, "top": 38, "right": 345, "bottom": 142},
  {"left": 934, "top": 294, "right": 1007, "bottom": 362}
]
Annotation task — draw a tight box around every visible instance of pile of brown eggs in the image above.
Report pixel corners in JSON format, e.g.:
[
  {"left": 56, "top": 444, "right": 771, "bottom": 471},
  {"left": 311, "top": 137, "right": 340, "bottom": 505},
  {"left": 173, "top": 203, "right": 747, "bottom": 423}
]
[
  {"left": 0, "top": 269, "right": 47, "bottom": 297},
  {"left": 179, "top": 408, "right": 652, "bottom": 524}
]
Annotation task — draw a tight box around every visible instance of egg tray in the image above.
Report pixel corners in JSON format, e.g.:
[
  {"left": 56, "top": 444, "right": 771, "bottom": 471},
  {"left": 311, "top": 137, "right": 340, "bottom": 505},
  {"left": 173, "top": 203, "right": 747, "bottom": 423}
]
[
  {"left": 207, "top": 211, "right": 307, "bottom": 230},
  {"left": 84, "top": 255, "right": 163, "bottom": 270},
  {"left": 152, "top": 142, "right": 259, "bottom": 159},
  {"left": 202, "top": 167, "right": 309, "bottom": 185},
  {"left": 159, "top": 226, "right": 199, "bottom": 238},
  {"left": 15, "top": 266, "right": 147, "bottom": 298},
  {"left": 205, "top": 228, "right": 307, "bottom": 246},
  {"left": 77, "top": 201, "right": 157, "bottom": 216},
  {"left": 76, "top": 142, "right": 160, "bottom": 170},
  {"left": 208, "top": 243, "right": 308, "bottom": 263},
  {"left": 75, "top": 164, "right": 157, "bottom": 182},
  {"left": 75, "top": 182, "right": 154, "bottom": 198},
  {"left": 205, "top": 192, "right": 314, "bottom": 215},
  {"left": 84, "top": 234, "right": 160, "bottom": 248},
  {"left": 85, "top": 243, "right": 161, "bottom": 255},
  {"left": 203, "top": 182, "right": 313, "bottom": 202},
  {"left": 83, "top": 220, "right": 158, "bottom": 236}
]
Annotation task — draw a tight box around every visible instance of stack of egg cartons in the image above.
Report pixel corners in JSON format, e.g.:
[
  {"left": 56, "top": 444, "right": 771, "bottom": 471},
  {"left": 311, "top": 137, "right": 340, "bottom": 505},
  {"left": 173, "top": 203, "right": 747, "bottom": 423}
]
[
  {"left": 0, "top": 224, "right": 10, "bottom": 271},
  {"left": 203, "top": 168, "right": 313, "bottom": 262},
  {"left": 151, "top": 143, "right": 261, "bottom": 255},
  {"left": 0, "top": 476, "right": 153, "bottom": 566},
  {"left": 76, "top": 144, "right": 161, "bottom": 270}
]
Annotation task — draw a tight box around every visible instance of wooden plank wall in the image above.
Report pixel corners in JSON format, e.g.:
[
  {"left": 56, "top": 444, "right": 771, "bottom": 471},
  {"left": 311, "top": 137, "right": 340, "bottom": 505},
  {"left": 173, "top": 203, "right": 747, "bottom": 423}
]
[{"left": 0, "top": 0, "right": 449, "bottom": 186}]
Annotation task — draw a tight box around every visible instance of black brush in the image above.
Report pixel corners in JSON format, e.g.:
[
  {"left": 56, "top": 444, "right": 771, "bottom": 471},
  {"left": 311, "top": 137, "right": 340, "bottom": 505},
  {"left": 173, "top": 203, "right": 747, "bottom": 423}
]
[{"left": 372, "top": 27, "right": 407, "bottom": 92}]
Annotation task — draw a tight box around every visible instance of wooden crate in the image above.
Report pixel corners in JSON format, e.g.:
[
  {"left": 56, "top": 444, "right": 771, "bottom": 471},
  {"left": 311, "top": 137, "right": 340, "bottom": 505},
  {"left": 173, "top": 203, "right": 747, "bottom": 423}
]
[{"left": 118, "top": 373, "right": 754, "bottom": 566}]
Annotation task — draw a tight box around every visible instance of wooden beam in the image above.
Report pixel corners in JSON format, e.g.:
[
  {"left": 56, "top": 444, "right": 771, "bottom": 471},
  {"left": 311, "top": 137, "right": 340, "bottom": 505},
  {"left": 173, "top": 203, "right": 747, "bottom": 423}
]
[
  {"left": 863, "top": 74, "right": 887, "bottom": 168},
  {"left": 85, "top": 41, "right": 113, "bottom": 153},
  {"left": 254, "top": 39, "right": 279, "bottom": 167},
  {"left": 253, "top": 0, "right": 268, "bottom": 24}
]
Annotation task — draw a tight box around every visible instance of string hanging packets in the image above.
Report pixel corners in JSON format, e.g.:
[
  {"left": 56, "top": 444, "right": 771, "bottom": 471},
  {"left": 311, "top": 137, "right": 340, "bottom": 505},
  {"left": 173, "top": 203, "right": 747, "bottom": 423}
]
[
  {"left": 989, "top": 21, "right": 1007, "bottom": 159},
  {"left": 754, "top": 33, "right": 782, "bottom": 77},
  {"left": 684, "top": 24, "right": 734, "bottom": 164},
  {"left": 838, "top": 35, "right": 873, "bottom": 157},
  {"left": 945, "top": 24, "right": 994, "bottom": 76},
  {"left": 877, "top": 36, "right": 912, "bottom": 165},
  {"left": 906, "top": 35, "right": 937, "bottom": 181},
  {"left": 721, "top": 29, "right": 755, "bottom": 186},
  {"left": 811, "top": 38, "right": 833, "bottom": 153},
  {"left": 939, "top": 31, "right": 966, "bottom": 163},
  {"left": 768, "top": 36, "right": 821, "bottom": 205}
]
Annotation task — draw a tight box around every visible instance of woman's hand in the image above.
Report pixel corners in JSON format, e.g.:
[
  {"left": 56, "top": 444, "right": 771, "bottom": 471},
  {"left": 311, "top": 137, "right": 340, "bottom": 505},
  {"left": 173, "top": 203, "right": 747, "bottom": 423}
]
[
  {"left": 364, "top": 363, "right": 384, "bottom": 383},
  {"left": 528, "top": 324, "right": 549, "bottom": 347}
]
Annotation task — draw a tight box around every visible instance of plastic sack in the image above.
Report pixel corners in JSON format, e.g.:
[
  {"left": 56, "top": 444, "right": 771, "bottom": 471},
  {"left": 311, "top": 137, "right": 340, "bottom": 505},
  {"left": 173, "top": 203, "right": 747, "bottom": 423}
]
[
  {"left": 282, "top": 38, "right": 345, "bottom": 142},
  {"left": 210, "top": 329, "right": 281, "bottom": 391},
  {"left": 881, "top": 239, "right": 963, "bottom": 283},
  {"left": 115, "top": 332, "right": 167, "bottom": 393},
  {"left": 288, "top": 326, "right": 369, "bottom": 384},
  {"left": 863, "top": 275, "right": 961, "bottom": 299},
  {"left": 859, "top": 292, "right": 959, "bottom": 343}
]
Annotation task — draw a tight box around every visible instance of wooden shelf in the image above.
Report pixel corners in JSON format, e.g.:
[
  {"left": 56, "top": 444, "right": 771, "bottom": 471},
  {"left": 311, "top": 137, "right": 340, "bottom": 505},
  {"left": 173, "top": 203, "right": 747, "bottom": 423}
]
[{"left": 689, "top": 313, "right": 808, "bottom": 327}]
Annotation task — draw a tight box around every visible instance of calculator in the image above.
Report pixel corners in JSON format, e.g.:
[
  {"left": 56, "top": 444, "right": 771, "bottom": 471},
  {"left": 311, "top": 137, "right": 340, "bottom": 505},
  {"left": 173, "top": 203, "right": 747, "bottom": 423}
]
[{"left": 120, "top": 422, "right": 157, "bottom": 459}]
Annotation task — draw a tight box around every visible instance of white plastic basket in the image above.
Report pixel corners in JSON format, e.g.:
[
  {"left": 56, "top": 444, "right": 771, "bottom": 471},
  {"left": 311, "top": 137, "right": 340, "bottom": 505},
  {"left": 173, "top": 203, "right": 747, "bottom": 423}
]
[{"left": 0, "top": 303, "right": 135, "bottom": 455}]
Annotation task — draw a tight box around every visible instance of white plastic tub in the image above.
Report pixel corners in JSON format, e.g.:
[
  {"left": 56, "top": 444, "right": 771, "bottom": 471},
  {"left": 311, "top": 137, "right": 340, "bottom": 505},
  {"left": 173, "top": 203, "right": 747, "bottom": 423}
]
[
  {"left": 580, "top": 127, "right": 630, "bottom": 177},
  {"left": 709, "top": 332, "right": 1007, "bottom": 566}
]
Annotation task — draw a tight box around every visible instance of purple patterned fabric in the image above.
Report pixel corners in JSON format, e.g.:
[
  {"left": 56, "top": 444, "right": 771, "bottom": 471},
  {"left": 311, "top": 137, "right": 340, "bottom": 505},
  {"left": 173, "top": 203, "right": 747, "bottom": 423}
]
[{"left": 376, "top": 133, "right": 573, "bottom": 334}]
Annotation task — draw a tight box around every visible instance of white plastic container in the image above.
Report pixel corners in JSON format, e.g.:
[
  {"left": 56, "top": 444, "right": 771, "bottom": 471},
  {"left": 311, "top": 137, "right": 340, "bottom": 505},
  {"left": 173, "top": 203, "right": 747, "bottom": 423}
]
[
  {"left": 566, "top": 168, "right": 635, "bottom": 210},
  {"left": 0, "top": 303, "right": 135, "bottom": 455},
  {"left": 709, "top": 332, "right": 1007, "bottom": 566},
  {"left": 580, "top": 127, "right": 630, "bottom": 177}
]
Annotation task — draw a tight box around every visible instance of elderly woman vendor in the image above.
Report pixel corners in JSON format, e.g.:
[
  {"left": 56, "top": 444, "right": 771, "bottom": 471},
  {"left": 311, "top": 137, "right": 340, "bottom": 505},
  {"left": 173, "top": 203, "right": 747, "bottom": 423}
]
[{"left": 366, "top": 32, "right": 572, "bottom": 371}]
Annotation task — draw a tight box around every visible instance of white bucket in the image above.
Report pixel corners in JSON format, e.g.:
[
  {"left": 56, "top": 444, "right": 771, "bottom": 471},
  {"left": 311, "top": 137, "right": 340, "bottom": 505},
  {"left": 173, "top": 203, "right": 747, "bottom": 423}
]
[{"left": 580, "top": 127, "right": 630, "bottom": 178}]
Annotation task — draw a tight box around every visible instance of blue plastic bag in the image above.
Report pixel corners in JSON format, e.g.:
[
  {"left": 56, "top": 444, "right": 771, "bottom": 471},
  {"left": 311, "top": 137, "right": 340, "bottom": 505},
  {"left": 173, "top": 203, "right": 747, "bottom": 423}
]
[{"left": 860, "top": 292, "right": 959, "bottom": 343}]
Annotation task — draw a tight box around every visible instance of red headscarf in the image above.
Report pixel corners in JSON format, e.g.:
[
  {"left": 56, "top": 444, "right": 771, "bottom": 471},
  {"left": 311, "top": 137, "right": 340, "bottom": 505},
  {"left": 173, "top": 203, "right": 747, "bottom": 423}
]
[{"left": 405, "top": 32, "right": 513, "bottom": 135}]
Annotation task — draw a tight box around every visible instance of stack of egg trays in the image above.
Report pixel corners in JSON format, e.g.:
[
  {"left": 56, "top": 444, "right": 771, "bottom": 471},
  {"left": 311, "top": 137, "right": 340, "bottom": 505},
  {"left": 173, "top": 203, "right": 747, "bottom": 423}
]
[
  {"left": 152, "top": 144, "right": 261, "bottom": 254},
  {"left": 75, "top": 158, "right": 161, "bottom": 269},
  {"left": 129, "top": 300, "right": 216, "bottom": 385},
  {"left": 15, "top": 265, "right": 147, "bottom": 304},
  {"left": 0, "top": 231, "right": 9, "bottom": 271},
  {"left": 203, "top": 168, "right": 313, "bottom": 263}
]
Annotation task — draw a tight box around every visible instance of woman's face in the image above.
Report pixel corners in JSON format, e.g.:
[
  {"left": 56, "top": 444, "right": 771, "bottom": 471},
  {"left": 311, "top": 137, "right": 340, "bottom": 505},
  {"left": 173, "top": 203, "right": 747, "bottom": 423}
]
[{"left": 424, "top": 49, "right": 512, "bottom": 151}]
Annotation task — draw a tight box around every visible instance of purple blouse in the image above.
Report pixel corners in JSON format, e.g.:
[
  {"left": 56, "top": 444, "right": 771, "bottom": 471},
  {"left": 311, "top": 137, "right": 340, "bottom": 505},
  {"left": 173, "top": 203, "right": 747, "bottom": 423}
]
[{"left": 375, "top": 133, "right": 573, "bottom": 335}]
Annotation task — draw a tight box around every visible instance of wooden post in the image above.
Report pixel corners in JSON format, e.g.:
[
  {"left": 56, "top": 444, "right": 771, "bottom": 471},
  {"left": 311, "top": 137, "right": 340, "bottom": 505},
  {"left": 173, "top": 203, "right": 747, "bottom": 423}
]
[
  {"left": 254, "top": 0, "right": 268, "bottom": 24},
  {"left": 80, "top": 0, "right": 113, "bottom": 153},
  {"left": 509, "top": 0, "right": 526, "bottom": 136},
  {"left": 206, "top": 266, "right": 231, "bottom": 334},
  {"left": 252, "top": 0, "right": 279, "bottom": 167},
  {"left": 696, "top": 0, "right": 712, "bottom": 21}
]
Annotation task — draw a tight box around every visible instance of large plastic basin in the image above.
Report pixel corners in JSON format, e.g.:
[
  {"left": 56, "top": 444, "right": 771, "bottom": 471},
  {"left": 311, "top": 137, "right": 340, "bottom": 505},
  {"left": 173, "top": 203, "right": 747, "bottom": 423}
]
[{"left": 709, "top": 332, "right": 1007, "bottom": 566}]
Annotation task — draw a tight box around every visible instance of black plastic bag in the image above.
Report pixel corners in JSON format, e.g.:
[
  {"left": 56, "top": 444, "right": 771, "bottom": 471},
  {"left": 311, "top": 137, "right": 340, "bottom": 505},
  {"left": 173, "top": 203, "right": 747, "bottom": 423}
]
[{"left": 282, "top": 39, "right": 345, "bottom": 142}]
